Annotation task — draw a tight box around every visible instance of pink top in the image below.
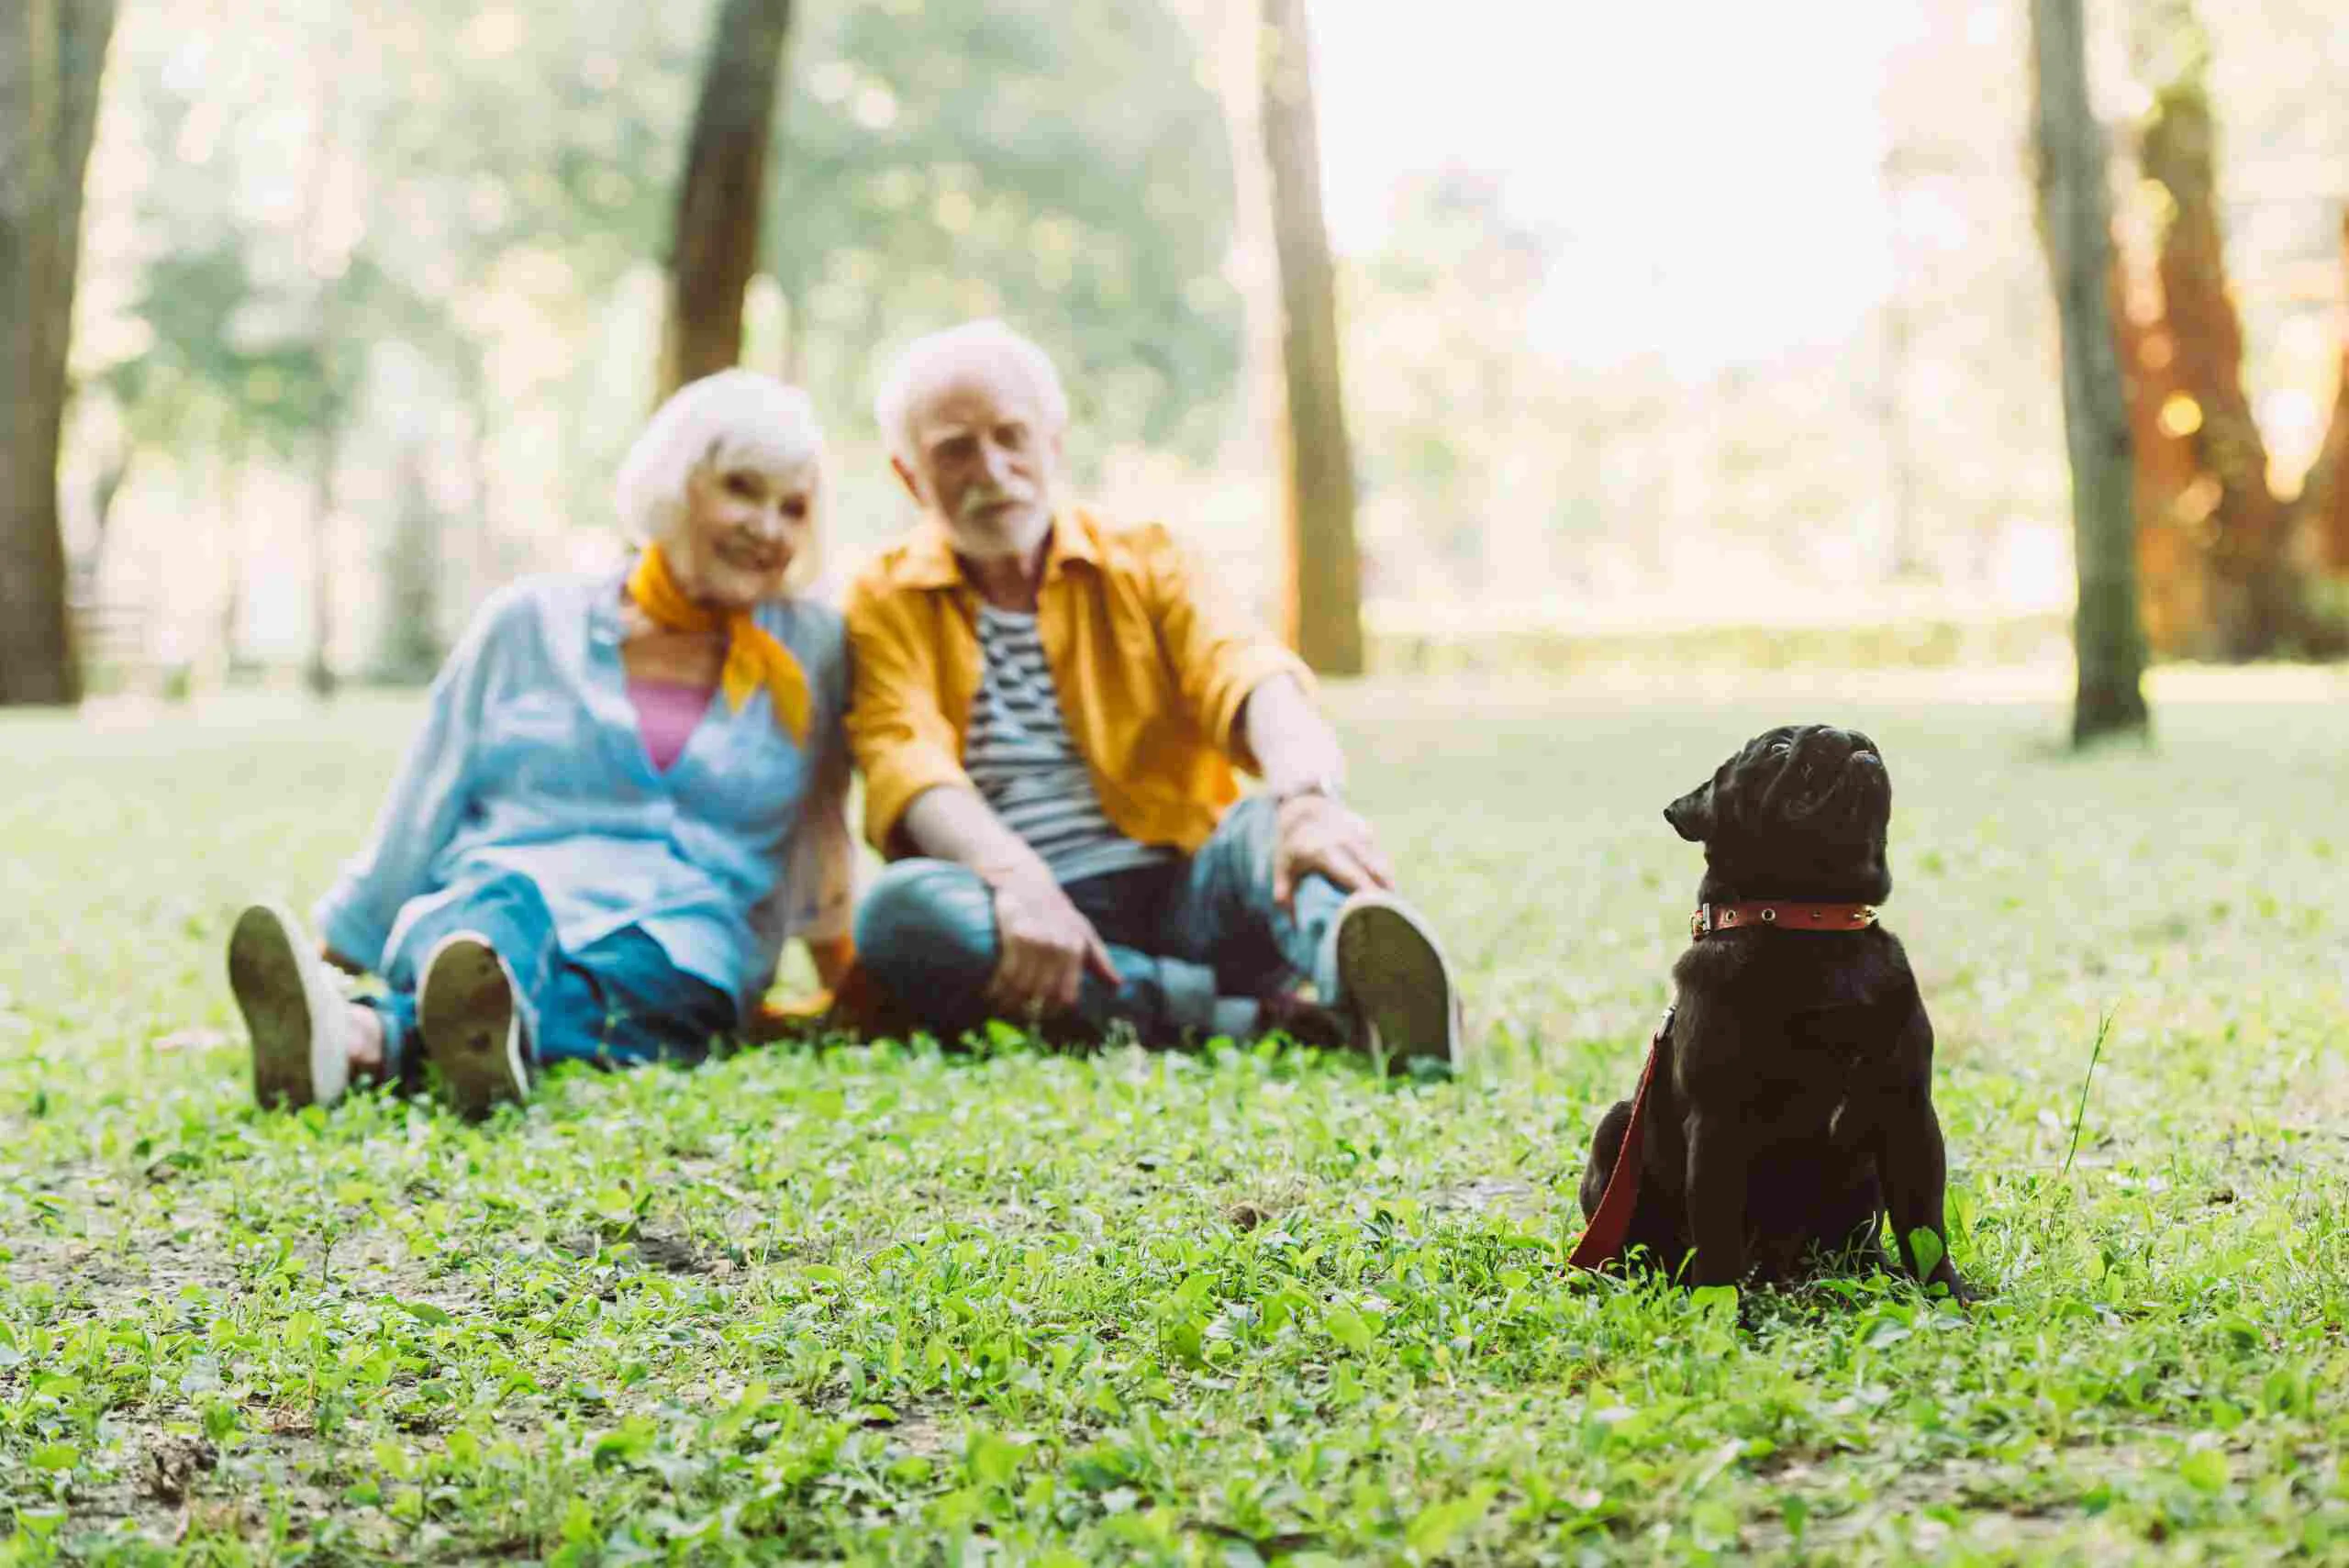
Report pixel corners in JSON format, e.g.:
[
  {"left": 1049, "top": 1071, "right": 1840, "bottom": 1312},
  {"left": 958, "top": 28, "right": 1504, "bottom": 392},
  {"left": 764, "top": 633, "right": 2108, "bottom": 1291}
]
[{"left": 627, "top": 676, "right": 716, "bottom": 773}]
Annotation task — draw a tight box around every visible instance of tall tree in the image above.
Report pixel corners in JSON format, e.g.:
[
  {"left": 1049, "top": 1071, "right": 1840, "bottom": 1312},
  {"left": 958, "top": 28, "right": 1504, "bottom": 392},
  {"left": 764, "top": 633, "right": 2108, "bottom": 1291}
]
[
  {"left": 0, "top": 0, "right": 117, "bottom": 706},
  {"left": 298, "top": 3, "right": 354, "bottom": 698},
  {"left": 660, "top": 0, "right": 794, "bottom": 400},
  {"left": 2114, "top": 4, "right": 2347, "bottom": 657},
  {"left": 1258, "top": 0, "right": 1363, "bottom": 675},
  {"left": 2122, "top": 66, "right": 2289, "bottom": 657},
  {"left": 1177, "top": 0, "right": 1285, "bottom": 600},
  {"left": 2030, "top": 0, "right": 2150, "bottom": 745},
  {"left": 2305, "top": 214, "right": 2349, "bottom": 576}
]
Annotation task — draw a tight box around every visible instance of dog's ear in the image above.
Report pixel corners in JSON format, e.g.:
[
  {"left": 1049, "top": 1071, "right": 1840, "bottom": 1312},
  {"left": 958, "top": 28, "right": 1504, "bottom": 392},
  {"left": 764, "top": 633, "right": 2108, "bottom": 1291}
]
[{"left": 1663, "top": 780, "right": 1715, "bottom": 842}]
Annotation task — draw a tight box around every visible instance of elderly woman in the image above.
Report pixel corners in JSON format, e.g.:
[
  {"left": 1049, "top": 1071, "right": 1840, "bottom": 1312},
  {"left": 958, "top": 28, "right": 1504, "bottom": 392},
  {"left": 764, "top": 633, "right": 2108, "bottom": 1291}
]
[{"left": 225, "top": 370, "right": 854, "bottom": 1116}]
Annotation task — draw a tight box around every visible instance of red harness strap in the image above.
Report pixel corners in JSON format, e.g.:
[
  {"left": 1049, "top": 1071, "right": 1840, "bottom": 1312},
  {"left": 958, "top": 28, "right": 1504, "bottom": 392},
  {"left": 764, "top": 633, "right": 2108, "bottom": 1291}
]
[{"left": 1569, "top": 902, "right": 1880, "bottom": 1273}]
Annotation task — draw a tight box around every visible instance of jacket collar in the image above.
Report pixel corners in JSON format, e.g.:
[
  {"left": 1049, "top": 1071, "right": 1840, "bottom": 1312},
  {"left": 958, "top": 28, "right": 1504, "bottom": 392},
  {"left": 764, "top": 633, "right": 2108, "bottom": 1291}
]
[{"left": 885, "top": 508, "right": 1100, "bottom": 592}]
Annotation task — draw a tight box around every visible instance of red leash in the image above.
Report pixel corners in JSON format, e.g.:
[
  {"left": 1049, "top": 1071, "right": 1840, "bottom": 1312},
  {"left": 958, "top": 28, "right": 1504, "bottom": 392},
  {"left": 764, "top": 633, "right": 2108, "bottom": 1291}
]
[
  {"left": 1567, "top": 1007, "right": 1672, "bottom": 1271},
  {"left": 1569, "top": 901, "right": 1878, "bottom": 1273}
]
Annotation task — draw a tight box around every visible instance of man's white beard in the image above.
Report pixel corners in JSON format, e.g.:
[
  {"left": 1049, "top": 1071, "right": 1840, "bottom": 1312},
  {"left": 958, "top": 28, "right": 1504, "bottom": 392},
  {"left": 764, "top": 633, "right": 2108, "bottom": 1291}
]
[{"left": 946, "top": 493, "right": 1052, "bottom": 561}]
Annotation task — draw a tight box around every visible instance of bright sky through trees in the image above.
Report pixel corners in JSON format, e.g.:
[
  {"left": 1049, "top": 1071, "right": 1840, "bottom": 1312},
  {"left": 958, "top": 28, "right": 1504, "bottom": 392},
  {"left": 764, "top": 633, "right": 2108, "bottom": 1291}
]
[{"left": 1311, "top": 0, "right": 1903, "bottom": 374}]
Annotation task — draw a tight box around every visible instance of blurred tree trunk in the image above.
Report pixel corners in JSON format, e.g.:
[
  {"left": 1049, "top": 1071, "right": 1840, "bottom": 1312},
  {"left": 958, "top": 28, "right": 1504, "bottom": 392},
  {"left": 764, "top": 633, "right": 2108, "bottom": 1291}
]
[
  {"left": 1179, "top": 0, "right": 1288, "bottom": 637},
  {"left": 297, "top": 6, "right": 352, "bottom": 699},
  {"left": 2031, "top": 0, "right": 2149, "bottom": 745},
  {"left": 2293, "top": 212, "right": 2349, "bottom": 577},
  {"left": 2110, "top": 258, "right": 2208, "bottom": 658},
  {"left": 304, "top": 408, "right": 342, "bottom": 696},
  {"left": 1259, "top": 0, "right": 1364, "bottom": 676},
  {"left": 659, "top": 0, "right": 794, "bottom": 401},
  {"left": 2123, "top": 79, "right": 2302, "bottom": 659},
  {"left": 0, "top": 0, "right": 116, "bottom": 706},
  {"left": 456, "top": 346, "right": 496, "bottom": 611},
  {"left": 774, "top": 278, "right": 805, "bottom": 385},
  {"left": 373, "top": 442, "right": 442, "bottom": 684},
  {"left": 78, "top": 441, "right": 132, "bottom": 593}
]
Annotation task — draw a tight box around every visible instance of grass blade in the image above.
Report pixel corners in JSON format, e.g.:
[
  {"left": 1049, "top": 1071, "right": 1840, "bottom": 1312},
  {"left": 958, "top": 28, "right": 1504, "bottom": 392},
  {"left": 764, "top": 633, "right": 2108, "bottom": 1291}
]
[{"left": 2060, "top": 1009, "right": 2114, "bottom": 1177}]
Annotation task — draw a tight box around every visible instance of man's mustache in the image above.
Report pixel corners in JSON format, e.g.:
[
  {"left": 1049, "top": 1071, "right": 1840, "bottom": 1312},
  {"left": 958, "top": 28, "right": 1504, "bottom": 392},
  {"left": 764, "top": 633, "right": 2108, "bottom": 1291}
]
[{"left": 958, "top": 483, "right": 1034, "bottom": 520}]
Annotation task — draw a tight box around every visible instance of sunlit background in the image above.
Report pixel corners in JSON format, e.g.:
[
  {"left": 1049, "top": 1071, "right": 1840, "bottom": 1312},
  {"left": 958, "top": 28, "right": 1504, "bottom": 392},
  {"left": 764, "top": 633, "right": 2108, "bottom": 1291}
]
[{"left": 50, "top": 0, "right": 2349, "bottom": 689}]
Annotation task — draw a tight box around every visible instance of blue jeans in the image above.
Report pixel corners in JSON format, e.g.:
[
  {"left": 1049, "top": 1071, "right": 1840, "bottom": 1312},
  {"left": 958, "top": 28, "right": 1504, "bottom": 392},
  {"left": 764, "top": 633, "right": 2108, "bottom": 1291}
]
[
  {"left": 362, "top": 871, "right": 735, "bottom": 1086},
  {"left": 853, "top": 795, "right": 1346, "bottom": 1043}
]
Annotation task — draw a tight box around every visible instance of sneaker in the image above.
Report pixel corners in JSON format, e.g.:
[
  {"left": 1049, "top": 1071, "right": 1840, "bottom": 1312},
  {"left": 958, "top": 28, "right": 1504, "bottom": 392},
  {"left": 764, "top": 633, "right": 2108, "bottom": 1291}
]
[
  {"left": 417, "top": 931, "right": 529, "bottom": 1118},
  {"left": 228, "top": 902, "right": 352, "bottom": 1109},
  {"left": 1328, "top": 891, "right": 1463, "bottom": 1073}
]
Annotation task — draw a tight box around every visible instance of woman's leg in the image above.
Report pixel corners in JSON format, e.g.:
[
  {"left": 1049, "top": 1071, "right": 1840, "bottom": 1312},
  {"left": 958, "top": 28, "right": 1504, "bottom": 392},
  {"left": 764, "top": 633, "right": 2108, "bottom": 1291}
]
[
  {"left": 228, "top": 902, "right": 368, "bottom": 1108},
  {"left": 380, "top": 872, "right": 564, "bottom": 1115},
  {"left": 531, "top": 928, "right": 734, "bottom": 1070}
]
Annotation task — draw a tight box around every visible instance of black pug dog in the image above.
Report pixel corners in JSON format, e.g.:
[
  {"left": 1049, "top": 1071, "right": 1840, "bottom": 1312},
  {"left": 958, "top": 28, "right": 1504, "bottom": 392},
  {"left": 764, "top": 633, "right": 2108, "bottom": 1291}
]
[{"left": 1574, "top": 724, "right": 1968, "bottom": 1298}]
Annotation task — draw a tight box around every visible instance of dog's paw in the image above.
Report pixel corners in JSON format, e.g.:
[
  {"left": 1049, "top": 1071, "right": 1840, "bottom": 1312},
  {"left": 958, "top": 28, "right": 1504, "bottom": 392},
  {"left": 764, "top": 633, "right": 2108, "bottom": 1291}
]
[{"left": 1937, "top": 1268, "right": 1982, "bottom": 1309}]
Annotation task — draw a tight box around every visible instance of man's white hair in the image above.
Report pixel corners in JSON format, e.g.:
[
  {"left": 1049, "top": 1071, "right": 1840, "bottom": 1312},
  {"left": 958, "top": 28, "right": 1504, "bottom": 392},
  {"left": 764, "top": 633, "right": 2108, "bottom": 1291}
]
[
  {"left": 615, "top": 369, "right": 828, "bottom": 590},
  {"left": 873, "top": 318, "right": 1070, "bottom": 467}
]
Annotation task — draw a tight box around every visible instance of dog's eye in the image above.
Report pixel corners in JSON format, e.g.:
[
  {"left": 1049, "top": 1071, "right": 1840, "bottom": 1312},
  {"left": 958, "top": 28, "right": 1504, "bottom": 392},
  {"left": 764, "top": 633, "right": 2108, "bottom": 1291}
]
[{"left": 1768, "top": 741, "right": 1792, "bottom": 758}]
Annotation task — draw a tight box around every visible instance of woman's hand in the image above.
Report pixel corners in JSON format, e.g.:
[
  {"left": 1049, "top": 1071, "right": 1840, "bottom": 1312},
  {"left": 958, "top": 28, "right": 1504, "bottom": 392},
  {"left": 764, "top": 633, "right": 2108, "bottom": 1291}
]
[
  {"left": 1272, "top": 794, "right": 1396, "bottom": 910},
  {"left": 984, "top": 864, "right": 1118, "bottom": 1018}
]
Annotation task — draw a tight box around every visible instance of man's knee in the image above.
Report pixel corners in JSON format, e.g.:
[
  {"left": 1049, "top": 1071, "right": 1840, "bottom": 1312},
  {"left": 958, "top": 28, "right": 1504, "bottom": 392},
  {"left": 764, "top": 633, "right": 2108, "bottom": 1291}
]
[
  {"left": 854, "top": 860, "right": 997, "bottom": 995},
  {"left": 1205, "top": 791, "right": 1281, "bottom": 888},
  {"left": 1220, "top": 789, "right": 1279, "bottom": 841}
]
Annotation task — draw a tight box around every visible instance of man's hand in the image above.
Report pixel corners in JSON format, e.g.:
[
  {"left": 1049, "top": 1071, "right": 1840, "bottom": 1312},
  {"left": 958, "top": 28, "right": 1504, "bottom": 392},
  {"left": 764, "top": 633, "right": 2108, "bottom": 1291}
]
[
  {"left": 1239, "top": 674, "right": 1387, "bottom": 909},
  {"left": 1272, "top": 794, "right": 1396, "bottom": 910},
  {"left": 984, "top": 864, "right": 1119, "bottom": 1017}
]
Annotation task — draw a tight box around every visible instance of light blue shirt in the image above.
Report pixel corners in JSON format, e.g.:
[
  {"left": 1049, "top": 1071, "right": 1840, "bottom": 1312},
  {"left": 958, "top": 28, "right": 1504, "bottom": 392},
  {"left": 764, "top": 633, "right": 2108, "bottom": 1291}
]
[{"left": 314, "top": 571, "right": 853, "bottom": 1017}]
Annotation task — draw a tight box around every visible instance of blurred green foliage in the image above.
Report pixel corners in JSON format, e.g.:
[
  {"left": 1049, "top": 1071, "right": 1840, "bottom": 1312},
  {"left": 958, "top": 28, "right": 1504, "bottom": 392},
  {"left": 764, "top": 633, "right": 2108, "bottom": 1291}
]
[
  {"left": 774, "top": 1, "right": 1241, "bottom": 462},
  {"left": 82, "top": 0, "right": 1239, "bottom": 626}
]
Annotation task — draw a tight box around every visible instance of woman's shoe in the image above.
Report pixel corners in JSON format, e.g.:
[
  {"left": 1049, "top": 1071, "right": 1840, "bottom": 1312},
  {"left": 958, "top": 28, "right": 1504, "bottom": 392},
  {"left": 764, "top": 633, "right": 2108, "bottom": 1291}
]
[
  {"left": 417, "top": 931, "right": 529, "bottom": 1118},
  {"left": 228, "top": 902, "right": 352, "bottom": 1109}
]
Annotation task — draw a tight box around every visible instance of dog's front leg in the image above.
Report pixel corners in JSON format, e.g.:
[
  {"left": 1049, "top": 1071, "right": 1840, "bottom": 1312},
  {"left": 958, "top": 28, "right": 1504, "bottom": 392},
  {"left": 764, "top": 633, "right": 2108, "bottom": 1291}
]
[
  {"left": 1875, "top": 1004, "right": 1971, "bottom": 1302},
  {"left": 1681, "top": 1107, "right": 1750, "bottom": 1287},
  {"left": 1876, "top": 1091, "right": 1969, "bottom": 1300}
]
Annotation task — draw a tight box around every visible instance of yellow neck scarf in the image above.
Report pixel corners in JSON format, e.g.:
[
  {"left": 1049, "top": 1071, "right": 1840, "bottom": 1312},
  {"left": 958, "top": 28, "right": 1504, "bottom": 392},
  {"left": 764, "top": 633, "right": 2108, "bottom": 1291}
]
[{"left": 625, "top": 542, "right": 810, "bottom": 745}]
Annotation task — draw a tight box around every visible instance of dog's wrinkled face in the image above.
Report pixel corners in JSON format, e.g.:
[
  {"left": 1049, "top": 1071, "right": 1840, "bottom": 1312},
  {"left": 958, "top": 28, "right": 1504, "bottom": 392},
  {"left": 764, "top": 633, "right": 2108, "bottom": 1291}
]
[{"left": 1664, "top": 724, "right": 1894, "bottom": 901}]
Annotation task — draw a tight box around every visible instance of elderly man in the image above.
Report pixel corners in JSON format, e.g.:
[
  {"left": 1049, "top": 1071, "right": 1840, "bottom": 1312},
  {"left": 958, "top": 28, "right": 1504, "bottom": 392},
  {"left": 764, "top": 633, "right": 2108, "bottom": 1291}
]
[{"left": 845, "top": 319, "right": 1461, "bottom": 1066}]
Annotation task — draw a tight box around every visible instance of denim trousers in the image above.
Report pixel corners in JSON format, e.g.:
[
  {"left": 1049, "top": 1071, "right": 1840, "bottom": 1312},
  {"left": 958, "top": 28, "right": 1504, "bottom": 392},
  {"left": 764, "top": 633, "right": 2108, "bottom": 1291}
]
[
  {"left": 362, "top": 870, "right": 735, "bottom": 1086},
  {"left": 852, "top": 794, "right": 1346, "bottom": 1043}
]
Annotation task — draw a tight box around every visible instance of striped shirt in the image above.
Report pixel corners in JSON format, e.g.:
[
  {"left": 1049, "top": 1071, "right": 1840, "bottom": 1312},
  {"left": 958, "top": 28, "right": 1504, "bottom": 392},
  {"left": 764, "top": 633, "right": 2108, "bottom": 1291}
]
[{"left": 966, "top": 604, "right": 1174, "bottom": 884}]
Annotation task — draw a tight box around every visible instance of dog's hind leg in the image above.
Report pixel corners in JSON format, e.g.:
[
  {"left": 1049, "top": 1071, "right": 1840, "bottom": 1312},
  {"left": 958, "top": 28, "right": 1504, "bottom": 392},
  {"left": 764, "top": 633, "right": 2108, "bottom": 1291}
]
[{"left": 1579, "top": 1100, "right": 1634, "bottom": 1221}]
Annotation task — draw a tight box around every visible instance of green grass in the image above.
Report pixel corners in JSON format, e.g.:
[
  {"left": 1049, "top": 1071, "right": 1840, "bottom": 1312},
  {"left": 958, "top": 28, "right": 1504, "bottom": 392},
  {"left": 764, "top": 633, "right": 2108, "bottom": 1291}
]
[{"left": 3, "top": 677, "right": 2347, "bottom": 1564}]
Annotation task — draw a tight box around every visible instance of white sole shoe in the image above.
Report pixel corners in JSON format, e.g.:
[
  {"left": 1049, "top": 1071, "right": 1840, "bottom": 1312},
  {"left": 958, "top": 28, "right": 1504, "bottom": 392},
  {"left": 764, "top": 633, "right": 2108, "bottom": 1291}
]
[
  {"left": 417, "top": 931, "right": 529, "bottom": 1118},
  {"left": 228, "top": 902, "right": 351, "bottom": 1109},
  {"left": 1330, "top": 892, "right": 1463, "bottom": 1073}
]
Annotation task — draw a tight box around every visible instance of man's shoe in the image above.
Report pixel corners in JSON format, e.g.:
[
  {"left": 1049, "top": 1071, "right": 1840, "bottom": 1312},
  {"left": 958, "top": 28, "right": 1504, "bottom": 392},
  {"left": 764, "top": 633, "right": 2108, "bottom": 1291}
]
[
  {"left": 1329, "top": 891, "right": 1463, "bottom": 1073},
  {"left": 417, "top": 931, "right": 529, "bottom": 1118},
  {"left": 1250, "top": 975, "right": 1353, "bottom": 1051},
  {"left": 228, "top": 902, "right": 352, "bottom": 1109}
]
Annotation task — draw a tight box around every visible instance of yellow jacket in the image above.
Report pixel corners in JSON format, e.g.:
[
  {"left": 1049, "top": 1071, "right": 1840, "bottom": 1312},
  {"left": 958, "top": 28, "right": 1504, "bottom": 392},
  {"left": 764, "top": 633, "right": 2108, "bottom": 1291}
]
[{"left": 843, "top": 508, "right": 1308, "bottom": 858}]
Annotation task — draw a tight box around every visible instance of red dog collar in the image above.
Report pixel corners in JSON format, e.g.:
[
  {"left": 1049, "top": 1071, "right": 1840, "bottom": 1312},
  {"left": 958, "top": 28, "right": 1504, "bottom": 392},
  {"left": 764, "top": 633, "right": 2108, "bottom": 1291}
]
[{"left": 1691, "top": 902, "right": 1877, "bottom": 940}]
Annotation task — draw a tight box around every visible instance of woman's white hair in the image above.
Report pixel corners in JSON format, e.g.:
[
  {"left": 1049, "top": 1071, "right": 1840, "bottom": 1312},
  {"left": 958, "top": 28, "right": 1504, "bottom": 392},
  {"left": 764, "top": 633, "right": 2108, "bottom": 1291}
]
[
  {"left": 615, "top": 369, "right": 828, "bottom": 592},
  {"left": 873, "top": 318, "right": 1069, "bottom": 466}
]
